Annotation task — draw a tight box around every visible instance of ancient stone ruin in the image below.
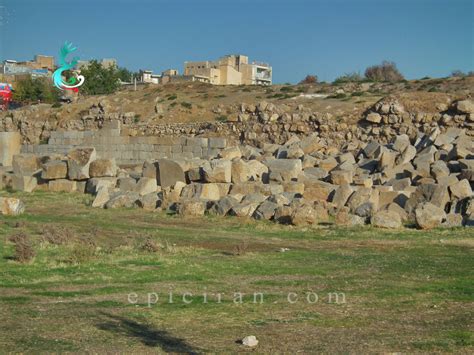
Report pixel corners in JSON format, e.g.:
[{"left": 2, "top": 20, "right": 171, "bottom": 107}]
[{"left": 1, "top": 98, "right": 473, "bottom": 229}]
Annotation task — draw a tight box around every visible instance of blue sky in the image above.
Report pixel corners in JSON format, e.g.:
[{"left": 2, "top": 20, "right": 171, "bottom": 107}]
[{"left": 0, "top": 0, "right": 472, "bottom": 83}]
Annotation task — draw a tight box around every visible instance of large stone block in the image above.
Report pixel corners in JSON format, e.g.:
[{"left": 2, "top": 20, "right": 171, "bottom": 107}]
[
  {"left": 209, "top": 137, "right": 226, "bottom": 149},
  {"left": 264, "top": 159, "right": 302, "bottom": 182},
  {"left": 449, "top": 179, "right": 473, "bottom": 200},
  {"left": 371, "top": 210, "right": 402, "bottom": 229},
  {"left": 89, "top": 158, "right": 117, "bottom": 177},
  {"left": 177, "top": 200, "right": 207, "bottom": 217},
  {"left": 203, "top": 159, "right": 232, "bottom": 183},
  {"left": 230, "top": 182, "right": 283, "bottom": 196},
  {"left": 67, "top": 147, "right": 97, "bottom": 180},
  {"left": 41, "top": 160, "right": 68, "bottom": 180},
  {"left": 12, "top": 175, "right": 37, "bottom": 192},
  {"left": 48, "top": 179, "right": 77, "bottom": 193},
  {"left": 12, "top": 154, "right": 41, "bottom": 175},
  {"left": 0, "top": 132, "right": 21, "bottom": 167},
  {"left": 303, "top": 181, "right": 335, "bottom": 202},
  {"left": 135, "top": 177, "right": 158, "bottom": 196},
  {"left": 218, "top": 146, "right": 241, "bottom": 160},
  {"left": 415, "top": 202, "right": 446, "bottom": 229},
  {"left": 86, "top": 177, "right": 117, "bottom": 195},
  {"left": 143, "top": 159, "right": 185, "bottom": 188}
]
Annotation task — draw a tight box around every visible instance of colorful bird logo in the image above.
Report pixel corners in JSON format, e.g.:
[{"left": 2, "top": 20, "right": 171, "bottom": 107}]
[{"left": 52, "top": 41, "right": 85, "bottom": 92}]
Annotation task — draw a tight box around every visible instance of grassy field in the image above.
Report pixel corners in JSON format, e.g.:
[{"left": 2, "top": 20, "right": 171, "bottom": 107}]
[{"left": 0, "top": 191, "right": 473, "bottom": 353}]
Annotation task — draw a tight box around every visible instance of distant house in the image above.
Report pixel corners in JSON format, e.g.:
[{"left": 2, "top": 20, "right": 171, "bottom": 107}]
[
  {"left": 184, "top": 54, "right": 272, "bottom": 85},
  {"left": 142, "top": 68, "right": 182, "bottom": 84},
  {"left": 77, "top": 58, "right": 118, "bottom": 69},
  {"left": 0, "top": 55, "right": 54, "bottom": 85}
]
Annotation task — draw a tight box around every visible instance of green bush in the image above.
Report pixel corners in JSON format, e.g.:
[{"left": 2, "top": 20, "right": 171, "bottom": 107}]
[
  {"left": 12, "top": 77, "right": 61, "bottom": 104},
  {"left": 79, "top": 60, "right": 121, "bottom": 95},
  {"left": 181, "top": 102, "right": 192, "bottom": 109},
  {"left": 167, "top": 94, "right": 177, "bottom": 100},
  {"left": 333, "top": 72, "right": 364, "bottom": 84},
  {"left": 216, "top": 115, "right": 228, "bottom": 122},
  {"left": 327, "top": 93, "right": 346, "bottom": 99}
]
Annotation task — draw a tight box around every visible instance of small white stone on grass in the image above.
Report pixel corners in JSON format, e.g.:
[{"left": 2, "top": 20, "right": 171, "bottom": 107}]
[{"left": 242, "top": 335, "right": 259, "bottom": 347}]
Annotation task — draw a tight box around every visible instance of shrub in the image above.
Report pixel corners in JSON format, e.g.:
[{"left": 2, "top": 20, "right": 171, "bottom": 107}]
[
  {"left": 140, "top": 238, "right": 160, "bottom": 253},
  {"left": 9, "top": 232, "right": 35, "bottom": 263},
  {"left": 451, "top": 70, "right": 466, "bottom": 78},
  {"left": 233, "top": 240, "right": 249, "bottom": 256},
  {"left": 181, "top": 102, "right": 192, "bottom": 109},
  {"left": 167, "top": 94, "right": 177, "bottom": 100},
  {"left": 364, "top": 61, "right": 405, "bottom": 82},
  {"left": 280, "top": 86, "right": 293, "bottom": 92},
  {"left": 40, "top": 225, "right": 75, "bottom": 245},
  {"left": 216, "top": 115, "right": 228, "bottom": 122},
  {"left": 299, "top": 75, "right": 318, "bottom": 84},
  {"left": 67, "top": 244, "right": 96, "bottom": 264},
  {"left": 333, "top": 72, "right": 364, "bottom": 84},
  {"left": 327, "top": 93, "right": 346, "bottom": 99}
]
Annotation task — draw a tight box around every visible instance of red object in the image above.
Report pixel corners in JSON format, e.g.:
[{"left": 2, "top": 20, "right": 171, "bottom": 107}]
[
  {"left": 0, "top": 83, "right": 12, "bottom": 102},
  {"left": 0, "top": 83, "right": 12, "bottom": 110}
]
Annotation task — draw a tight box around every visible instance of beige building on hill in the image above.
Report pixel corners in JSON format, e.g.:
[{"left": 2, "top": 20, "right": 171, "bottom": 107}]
[{"left": 184, "top": 54, "right": 272, "bottom": 85}]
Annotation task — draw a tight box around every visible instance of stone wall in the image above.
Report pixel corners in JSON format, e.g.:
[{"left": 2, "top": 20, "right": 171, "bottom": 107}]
[
  {"left": 20, "top": 123, "right": 231, "bottom": 164},
  {"left": 0, "top": 132, "right": 21, "bottom": 166}
]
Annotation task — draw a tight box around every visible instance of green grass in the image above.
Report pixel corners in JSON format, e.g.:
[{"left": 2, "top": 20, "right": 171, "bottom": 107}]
[{"left": 0, "top": 191, "right": 473, "bottom": 352}]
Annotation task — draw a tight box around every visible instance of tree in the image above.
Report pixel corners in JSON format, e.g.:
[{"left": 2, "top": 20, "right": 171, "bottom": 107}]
[
  {"left": 13, "top": 77, "right": 60, "bottom": 104},
  {"left": 79, "top": 60, "right": 121, "bottom": 95},
  {"left": 117, "top": 67, "right": 133, "bottom": 83},
  {"left": 364, "top": 61, "right": 404, "bottom": 82},
  {"left": 451, "top": 70, "right": 465, "bottom": 78},
  {"left": 299, "top": 75, "right": 318, "bottom": 84}
]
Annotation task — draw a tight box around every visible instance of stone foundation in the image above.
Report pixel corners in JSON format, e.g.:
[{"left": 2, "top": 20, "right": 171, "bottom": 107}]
[{"left": 20, "top": 123, "right": 231, "bottom": 164}]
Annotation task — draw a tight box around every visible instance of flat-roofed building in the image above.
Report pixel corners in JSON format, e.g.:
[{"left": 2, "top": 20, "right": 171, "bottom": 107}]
[{"left": 184, "top": 54, "right": 272, "bottom": 85}]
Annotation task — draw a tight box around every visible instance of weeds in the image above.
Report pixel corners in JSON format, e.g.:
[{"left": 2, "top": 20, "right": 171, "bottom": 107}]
[
  {"left": 233, "top": 240, "right": 250, "bottom": 256},
  {"left": 9, "top": 232, "right": 36, "bottom": 263},
  {"left": 140, "top": 238, "right": 160, "bottom": 253},
  {"left": 40, "top": 225, "right": 76, "bottom": 245}
]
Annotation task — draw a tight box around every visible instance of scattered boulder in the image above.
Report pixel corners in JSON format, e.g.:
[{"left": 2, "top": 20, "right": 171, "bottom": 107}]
[
  {"left": 92, "top": 187, "right": 111, "bottom": 208},
  {"left": 177, "top": 200, "right": 207, "bottom": 216},
  {"left": 415, "top": 202, "right": 446, "bottom": 229},
  {"left": 456, "top": 99, "right": 474, "bottom": 114},
  {"left": 135, "top": 177, "right": 158, "bottom": 196},
  {"left": 371, "top": 210, "right": 402, "bottom": 229},
  {"left": 0, "top": 197, "right": 25, "bottom": 215},
  {"left": 241, "top": 335, "right": 259, "bottom": 347}
]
